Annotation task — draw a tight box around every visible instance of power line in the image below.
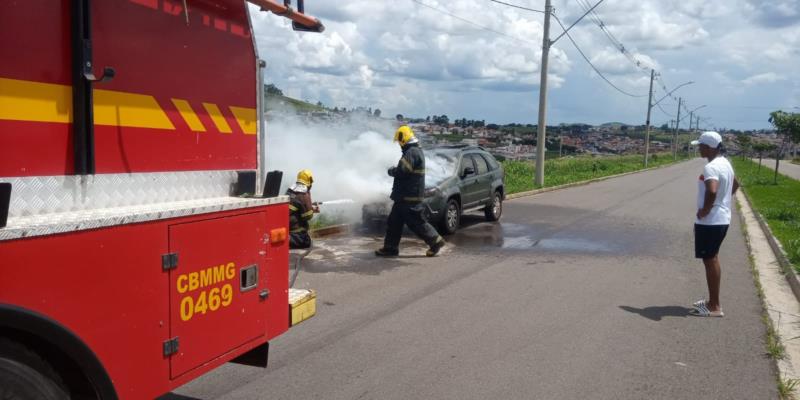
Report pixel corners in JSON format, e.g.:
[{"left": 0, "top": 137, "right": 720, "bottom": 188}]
[
  {"left": 410, "top": 0, "right": 538, "bottom": 45},
  {"left": 574, "top": 0, "right": 652, "bottom": 74},
  {"left": 551, "top": 14, "right": 647, "bottom": 98},
  {"left": 656, "top": 102, "right": 673, "bottom": 118},
  {"left": 487, "top": 0, "right": 544, "bottom": 13}
]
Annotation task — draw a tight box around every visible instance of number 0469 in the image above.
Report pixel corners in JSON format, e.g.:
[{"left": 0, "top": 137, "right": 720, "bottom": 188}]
[{"left": 180, "top": 284, "right": 233, "bottom": 321}]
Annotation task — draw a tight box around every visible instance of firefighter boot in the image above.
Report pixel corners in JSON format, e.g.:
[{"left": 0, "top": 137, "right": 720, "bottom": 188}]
[
  {"left": 375, "top": 248, "right": 399, "bottom": 257},
  {"left": 426, "top": 237, "right": 445, "bottom": 257}
]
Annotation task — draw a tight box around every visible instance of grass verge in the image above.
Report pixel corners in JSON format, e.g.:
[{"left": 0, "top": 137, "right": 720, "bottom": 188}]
[
  {"left": 731, "top": 158, "right": 800, "bottom": 273},
  {"left": 502, "top": 152, "right": 690, "bottom": 194},
  {"left": 739, "top": 195, "right": 797, "bottom": 398}
]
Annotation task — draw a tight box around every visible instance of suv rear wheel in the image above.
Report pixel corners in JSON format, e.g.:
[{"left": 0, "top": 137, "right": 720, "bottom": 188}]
[
  {"left": 484, "top": 191, "right": 502, "bottom": 221},
  {"left": 440, "top": 198, "right": 460, "bottom": 234}
]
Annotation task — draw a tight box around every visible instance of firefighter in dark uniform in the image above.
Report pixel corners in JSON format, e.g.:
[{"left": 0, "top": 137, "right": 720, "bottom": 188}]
[
  {"left": 376, "top": 126, "right": 445, "bottom": 257},
  {"left": 287, "top": 169, "right": 319, "bottom": 249}
]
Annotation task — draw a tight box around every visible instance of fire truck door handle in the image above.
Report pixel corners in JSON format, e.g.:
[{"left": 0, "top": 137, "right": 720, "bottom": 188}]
[
  {"left": 259, "top": 289, "right": 270, "bottom": 300},
  {"left": 84, "top": 66, "right": 115, "bottom": 83}
]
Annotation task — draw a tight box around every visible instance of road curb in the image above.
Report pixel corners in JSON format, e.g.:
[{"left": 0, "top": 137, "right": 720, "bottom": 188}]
[
  {"left": 739, "top": 190, "right": 800, "bottom": 301},
  {"left": 505, "top": 159, "right": 690, "bottom": 201},
  {"left": 737, "top": 191, "right": 800, "bottom": 381}
]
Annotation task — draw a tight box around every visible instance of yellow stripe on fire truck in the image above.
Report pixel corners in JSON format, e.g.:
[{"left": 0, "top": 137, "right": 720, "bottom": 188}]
[
  {"left": 170, "top": 98, "right": 207, "bottom": 132},
  {"left": 202, "top": 102, "right": 233, "bottom": 134},
  {"left": 0, "top": 77, "right": 255, "bottom": 134}
]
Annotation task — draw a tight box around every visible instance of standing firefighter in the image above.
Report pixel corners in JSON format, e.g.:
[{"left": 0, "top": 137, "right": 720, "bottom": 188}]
[
  {"left": 376, "top": 126, "right": 446, "bottom": 257},
  {"left": 287, "top": 169, "right": 319, "bottom": 249}
]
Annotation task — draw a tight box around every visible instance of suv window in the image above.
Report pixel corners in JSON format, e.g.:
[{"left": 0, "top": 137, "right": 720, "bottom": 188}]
[
  {"left": 459, "top": 155, "right": 476, "bottom": 177},
  {"left": 481, "top": 153, "right": 499, "bottom": 170},
  {"left": 472, "top": 154, "right": 489, "bottom": 175}
]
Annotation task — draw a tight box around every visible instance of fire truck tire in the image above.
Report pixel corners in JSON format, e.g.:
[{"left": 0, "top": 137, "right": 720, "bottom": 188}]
[{"left": 0, "top": 338, "right": 70, "bottom": 400}]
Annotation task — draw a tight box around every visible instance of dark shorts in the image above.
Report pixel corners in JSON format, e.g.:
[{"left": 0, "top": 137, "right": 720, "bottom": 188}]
[{"left": 694, "top": 224, "right": 729, "bottom": 259}]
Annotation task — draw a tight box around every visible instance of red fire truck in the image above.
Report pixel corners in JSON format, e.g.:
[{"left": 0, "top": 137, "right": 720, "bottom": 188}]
[{"left": 0, "top": 1, "right": 322, "bottom": 398}]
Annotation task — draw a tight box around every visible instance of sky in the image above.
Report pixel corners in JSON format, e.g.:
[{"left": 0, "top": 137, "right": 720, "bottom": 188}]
[{"left": 249, "top": 0, "right": 800, "bottom": 130}]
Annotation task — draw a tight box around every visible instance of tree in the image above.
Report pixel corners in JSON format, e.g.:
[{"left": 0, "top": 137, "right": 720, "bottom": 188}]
[
  {"left": 768, "top": 110, "right": 800, "bottom": 183},
  {"left": 265, "top": 84, "right": 283, "bottom": 96},
  {"left": 396, "top": 114, "right": 404, "bottom": 121},
  {"left": 373, "top": 108, "right": 381, "bottom": 118},
  {"left": 660, "top": 123, "right": 669, "bottom": 131},
  {"left": 735, "top": 134, "right": 752, "bottom": 159},
  {"left": 752, "top": 142, "right": 777, "bottom": 174}
]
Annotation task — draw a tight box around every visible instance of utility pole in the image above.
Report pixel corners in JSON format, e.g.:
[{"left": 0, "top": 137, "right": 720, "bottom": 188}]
[
  {"left": 643, "top": 69, "right": 654, "bottom": 167},
  {"left": 558, "top": 135, "right": 563, "bottom": 158},
  {"left": 686, "top": 110, "right": 693, "bottom": 156},
  {"left": 673, "top": 97, "right": 682, "bottom": 160},
  {"left": 534, "top": 0, "right": 552, "bottom": 187}
]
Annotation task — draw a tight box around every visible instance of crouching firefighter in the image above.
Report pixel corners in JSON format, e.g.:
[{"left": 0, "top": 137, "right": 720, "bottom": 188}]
[
  {"left": 376, "top": 126, "right": 445, "bottom": 257},
  {"left": 287, "top": 169, "right": 319, "bottom": 249}
]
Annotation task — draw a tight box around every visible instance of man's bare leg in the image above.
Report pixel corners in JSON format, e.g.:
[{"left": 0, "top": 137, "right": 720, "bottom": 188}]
[{"left": 703, "top": 255, "right": 722, "bottom": 311}]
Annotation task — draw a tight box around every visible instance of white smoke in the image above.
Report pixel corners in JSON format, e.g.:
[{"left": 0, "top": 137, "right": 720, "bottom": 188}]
[
  {"left": 265, "top": 115, "right": 399, "bottom": 223},
  {"left": 425, "top": 151, "right": 457, "bottom": 186}
]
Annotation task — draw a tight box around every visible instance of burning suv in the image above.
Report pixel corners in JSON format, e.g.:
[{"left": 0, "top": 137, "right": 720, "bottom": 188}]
[{"left": 363, "top": 145, "right": 505, "bottom": 234}]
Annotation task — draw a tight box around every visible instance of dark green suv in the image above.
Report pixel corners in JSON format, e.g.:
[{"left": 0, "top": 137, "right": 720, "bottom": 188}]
[{"left": 363, "top": 145, "right": 505, "bottom": 234}]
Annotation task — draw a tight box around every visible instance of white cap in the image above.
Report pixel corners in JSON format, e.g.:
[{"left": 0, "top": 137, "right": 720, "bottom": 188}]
[{"left": 691, "top": 131, "right": 722, "bottom": 148}]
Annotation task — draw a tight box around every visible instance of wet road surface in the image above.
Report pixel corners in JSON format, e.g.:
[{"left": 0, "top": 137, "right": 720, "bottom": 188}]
[{"left": 167, "top": 159, "right": 775, "bottom": 399}]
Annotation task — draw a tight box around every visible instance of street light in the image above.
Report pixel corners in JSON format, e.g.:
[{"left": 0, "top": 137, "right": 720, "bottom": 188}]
[
  {"left": 652, "top": 81, "right": 694, "bottom": 108},
  {"left": 683, "top": 105, "right": 706, "bottom": 155},
  {"left": 644, "top": 80, "right": 694, "bottom": 167}
]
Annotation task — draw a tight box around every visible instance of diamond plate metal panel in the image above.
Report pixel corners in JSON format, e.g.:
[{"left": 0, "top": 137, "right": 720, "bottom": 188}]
[
  {"left": 1, "top": 171, "right": 238, "bottom": 218},
  {"left": 0, "top": 196, "right": 289, "bottom": 241}
]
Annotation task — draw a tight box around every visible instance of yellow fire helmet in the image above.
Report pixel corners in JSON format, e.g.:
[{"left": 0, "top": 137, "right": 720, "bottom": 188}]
[
  {"left": 394, "top": 125, "right": 416, "bottom": 146},
  {"left": 296, "top": 169, "right": 314, "bottom": 187}
]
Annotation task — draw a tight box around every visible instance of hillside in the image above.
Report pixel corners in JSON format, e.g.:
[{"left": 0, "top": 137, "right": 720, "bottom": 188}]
[{"left": 265, "top": 92, "right": 326, "bottom": 113}]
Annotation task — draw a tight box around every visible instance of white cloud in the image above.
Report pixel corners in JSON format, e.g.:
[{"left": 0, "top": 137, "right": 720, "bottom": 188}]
[
  {"left": 742, "top": 72, "right": 786, "bottom": 85},
  {"left": 590, "top": 48, "right": 659, "bottom": 75},
  {"left": 250, "top": 0, "right": 800, "bottom": 129}
]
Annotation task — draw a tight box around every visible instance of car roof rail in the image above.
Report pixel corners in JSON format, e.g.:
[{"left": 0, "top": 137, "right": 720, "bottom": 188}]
[{"left": 431, "top": 144, "right": 487, "bottom": 151}]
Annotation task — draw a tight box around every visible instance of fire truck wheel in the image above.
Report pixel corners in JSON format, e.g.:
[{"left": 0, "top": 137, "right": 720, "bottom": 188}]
[{"left": 0, "top": 338, "right": 69, "bottom": 400}]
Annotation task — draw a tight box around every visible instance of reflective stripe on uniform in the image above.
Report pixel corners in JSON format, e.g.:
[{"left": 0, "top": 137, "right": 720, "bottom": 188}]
[
  {"left": 400, "top": 158, "right": 413, "bottom": 172},
  {"left": 288, "top": 204, "right": 299, "bottom": 211},
  {"left": 291, "top": 227, "right": 307, "bottom": 233},
  {"left": 301, "top": 210, "right": 314, "bottom": 220},
  {"left": 411, "top": 169, "right": 425, "bottom": 175},
  {"left": 403, "top": 196, "right": 422, "bottom": 202}
]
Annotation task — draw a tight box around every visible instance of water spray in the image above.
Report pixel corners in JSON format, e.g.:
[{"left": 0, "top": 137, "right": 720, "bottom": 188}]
[{"left": 314, "top": 199, "right": 356, "bottom": 206}]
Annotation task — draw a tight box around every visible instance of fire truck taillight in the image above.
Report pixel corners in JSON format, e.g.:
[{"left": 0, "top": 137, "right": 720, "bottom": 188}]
[{"left": 270, "top": 228, "right": 287, "bottom": 244}]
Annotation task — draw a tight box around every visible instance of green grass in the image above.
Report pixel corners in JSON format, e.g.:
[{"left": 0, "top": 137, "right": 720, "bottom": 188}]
[
  {"left": 502, "top": 152, "right": 690, "bottom": 194},
  {"left": 309, "top": 213, "right": 348, "bottom": 231},
  {"left": 779, "top": 376, "right": 800, "bottom": 400},
  {"left": 265, "top": 93, "right": 327, "bottom": 113},
  {"left": 732, "top": 158, "right": 800, "bottom": 273}
]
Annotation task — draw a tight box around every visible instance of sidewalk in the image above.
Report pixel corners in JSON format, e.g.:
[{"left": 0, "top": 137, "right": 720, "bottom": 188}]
[
  {"left": 751, "top": 158, "right": 800, "bottom": 181},
  {"left": 737, "top": 190, "right": 800, "bottom": 382}
]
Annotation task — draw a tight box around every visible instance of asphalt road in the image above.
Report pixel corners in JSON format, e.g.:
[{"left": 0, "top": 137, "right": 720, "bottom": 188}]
[
  {"left": 167, "top": 159, "right": 776, "bottom": 400},
  {"left": 754, "top": 158, "right": 800, "bottom": 180}
]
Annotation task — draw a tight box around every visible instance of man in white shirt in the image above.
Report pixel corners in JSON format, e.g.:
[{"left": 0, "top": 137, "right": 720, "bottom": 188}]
[{"left": 690, "top": 131, "right": 739, "bottom": 317}]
